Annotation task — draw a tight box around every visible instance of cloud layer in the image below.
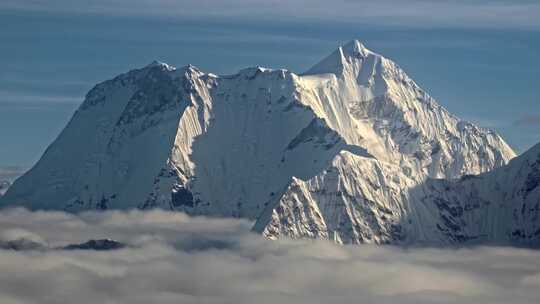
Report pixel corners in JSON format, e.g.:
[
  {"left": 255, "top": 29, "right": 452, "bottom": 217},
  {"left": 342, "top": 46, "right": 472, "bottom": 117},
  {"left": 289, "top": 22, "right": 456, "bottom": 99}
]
[
  {"left": 0, "top": 167, "right": 26, "bottom": 182},
  {"left": 3, "top": 0, "right": 540, "bottom": 29},
  {"left": 0, "top": 208, "right": 540, "bottom": 304}
]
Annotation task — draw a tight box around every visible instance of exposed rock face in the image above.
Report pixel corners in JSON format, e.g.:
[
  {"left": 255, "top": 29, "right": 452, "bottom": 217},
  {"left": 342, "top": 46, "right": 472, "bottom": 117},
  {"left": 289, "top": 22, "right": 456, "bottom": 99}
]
[
  {"left": 0, "top": 238, "right": 46, "bottom": 251},
  {"left": 0, "top": 181, "right": 11, "bottom": 197},
  {"left": 0, "top": 238, "right": 125, "bottom": 251},
  {"left": 62, "top": 239, "right": 125, "bottom": 251},
  {"left": 0, "top": 40, "right": 522, "bottom": 246}
]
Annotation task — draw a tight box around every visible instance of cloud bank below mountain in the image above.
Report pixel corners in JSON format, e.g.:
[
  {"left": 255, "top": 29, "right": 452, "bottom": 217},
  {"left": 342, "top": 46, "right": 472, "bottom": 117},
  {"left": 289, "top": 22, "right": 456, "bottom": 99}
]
[
  {"left": 0, "top": 209, "right": 539, "bottom": 304},
  {"left": 0, "top": 166, "right": 26, "bottom": 182}
]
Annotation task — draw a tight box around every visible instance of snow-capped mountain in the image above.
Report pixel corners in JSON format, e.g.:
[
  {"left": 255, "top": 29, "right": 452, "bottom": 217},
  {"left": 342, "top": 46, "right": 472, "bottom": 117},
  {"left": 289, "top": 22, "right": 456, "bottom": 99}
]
[
  {"left": 254, "top": 142, "right": 540, "bottom": 246},
  {"left": 0, "top": 40, "right": 521, "bottom": 245}
]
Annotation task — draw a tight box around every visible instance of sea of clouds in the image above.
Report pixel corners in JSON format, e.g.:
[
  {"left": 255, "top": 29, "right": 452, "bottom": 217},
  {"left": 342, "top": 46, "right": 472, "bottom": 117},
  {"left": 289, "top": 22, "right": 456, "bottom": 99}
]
[{"left": 0, "top": 208, "right": 539, "bottom": 304}]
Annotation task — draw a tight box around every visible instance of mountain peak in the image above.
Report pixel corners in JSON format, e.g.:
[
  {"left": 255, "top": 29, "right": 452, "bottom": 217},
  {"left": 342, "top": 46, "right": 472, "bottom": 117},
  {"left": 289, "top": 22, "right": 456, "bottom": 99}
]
[
  {"left": 145, "top": 60, "right": 176, "bottom": 71},
  {"left": 0, "top": 40, "right": 520, "bottom": 246},
  {"left": 304, "top": 39, "right": 374, "bottom": 75},
  {"left": 342, "top": 39, "right": 370, "bottom": 58}
]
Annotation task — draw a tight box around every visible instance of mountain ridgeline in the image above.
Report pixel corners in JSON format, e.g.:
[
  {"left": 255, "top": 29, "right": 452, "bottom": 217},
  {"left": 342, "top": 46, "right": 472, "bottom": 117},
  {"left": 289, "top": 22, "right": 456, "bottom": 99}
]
[{"left": 2, "top": 40, "right": 538, "bottom": 246}]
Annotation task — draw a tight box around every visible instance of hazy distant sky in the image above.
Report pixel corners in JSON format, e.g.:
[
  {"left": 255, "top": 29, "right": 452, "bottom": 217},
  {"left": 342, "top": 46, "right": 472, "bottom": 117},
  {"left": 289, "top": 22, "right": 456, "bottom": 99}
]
[{"left": 1, "top": 0, "right": 539, "bottom": 168}]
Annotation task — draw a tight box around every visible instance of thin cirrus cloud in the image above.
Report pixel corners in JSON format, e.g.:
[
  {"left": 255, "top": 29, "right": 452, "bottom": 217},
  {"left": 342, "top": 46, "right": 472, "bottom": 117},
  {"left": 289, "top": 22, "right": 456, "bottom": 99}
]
[
  {"left": 515, "top": 115, "right": 540, "bottom": 126},
  {"left": 0, "top": 208, "right": 539, "bottom": 304},
  {"left": 2, "top": 0, "right": 540, "bottom": 29},
  {"left": 0, "top": 90, "right": 82, "bottom": 108}
]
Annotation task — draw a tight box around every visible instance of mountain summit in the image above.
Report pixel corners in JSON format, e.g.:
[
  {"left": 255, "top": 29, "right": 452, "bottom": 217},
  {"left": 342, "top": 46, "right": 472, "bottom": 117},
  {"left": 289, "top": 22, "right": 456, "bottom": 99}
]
[
  {"left": 305, "top": 39, "right": 372, "bottom": 75},
  {"left": 2, "top": 40, "right": 527, "bottom": 245}
]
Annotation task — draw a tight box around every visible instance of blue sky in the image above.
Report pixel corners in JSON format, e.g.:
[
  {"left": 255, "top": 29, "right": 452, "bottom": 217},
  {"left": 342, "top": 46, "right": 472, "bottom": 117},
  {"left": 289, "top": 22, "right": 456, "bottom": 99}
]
[{"left": 1, "top": 0, "right": 539, "bottom": 169}]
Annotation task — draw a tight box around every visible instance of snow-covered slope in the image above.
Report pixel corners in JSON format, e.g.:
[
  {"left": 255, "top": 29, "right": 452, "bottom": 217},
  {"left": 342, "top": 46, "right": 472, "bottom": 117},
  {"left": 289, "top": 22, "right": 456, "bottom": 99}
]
[
  {"left": 0, "top": 40, "right": 519, "bottom": 245},
  {"left": 299, "top": 41, "right": 513, "bottom": 178},
  {"left": 255, "top": 143, "right": 539, "bottom": 246}
]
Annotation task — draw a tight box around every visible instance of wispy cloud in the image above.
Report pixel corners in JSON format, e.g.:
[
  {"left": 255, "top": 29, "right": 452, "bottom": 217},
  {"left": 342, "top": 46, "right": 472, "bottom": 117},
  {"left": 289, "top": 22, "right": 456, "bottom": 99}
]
[
  {"left": 515, "top": 114, "right": 540, "bottom": 126},
  {"left": 0, "top": 209, "right": 539, "bottom": 304},
  {"left": 2, "top": 0, "right": 540, "bottom": 29},
  {"left": 0, "top": 90, "right": 82, "bottom": 105},
  {"left": 461, "top": 115, "right": 506, "bottom": 129}
]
